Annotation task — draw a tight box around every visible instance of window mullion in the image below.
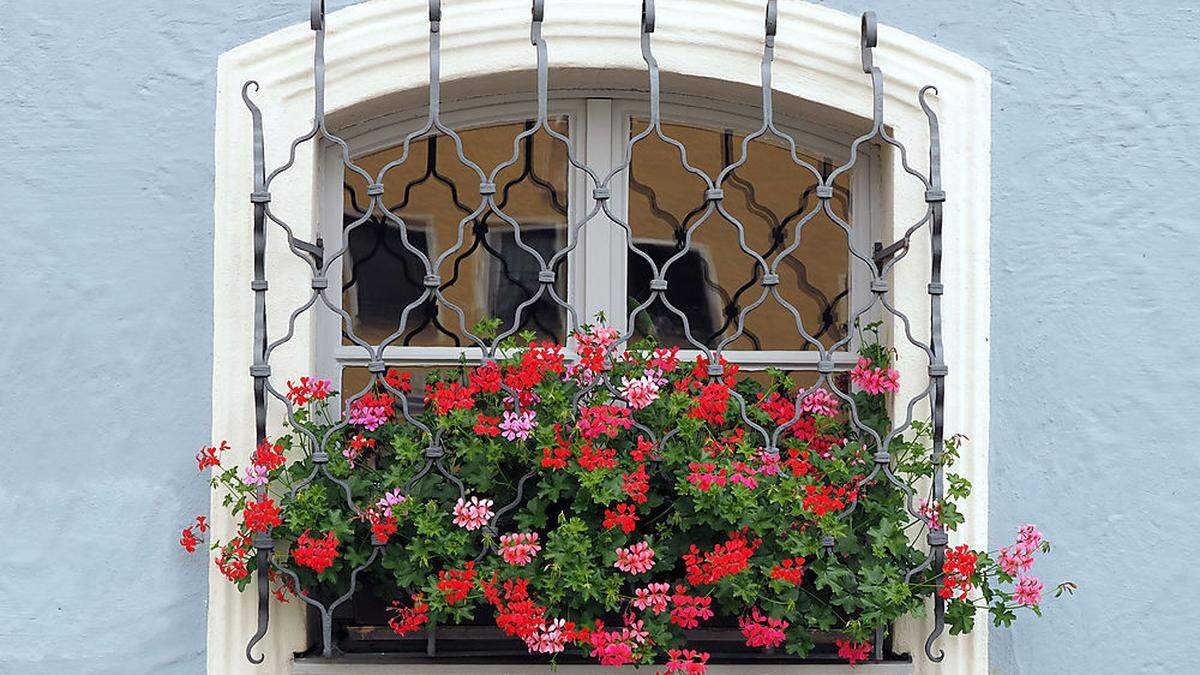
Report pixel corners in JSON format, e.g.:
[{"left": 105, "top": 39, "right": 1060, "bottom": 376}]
[{"left": 581, "top": 98, "right": 626, "bottom": 334}]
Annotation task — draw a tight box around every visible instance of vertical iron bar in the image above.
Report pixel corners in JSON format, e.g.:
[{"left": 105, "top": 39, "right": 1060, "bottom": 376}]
[
  {"left": 244, "top": 79, "right": 272, "bottom": 664},
  {"left": 921, "top": 84, "right": 949, "bottom": 663}
]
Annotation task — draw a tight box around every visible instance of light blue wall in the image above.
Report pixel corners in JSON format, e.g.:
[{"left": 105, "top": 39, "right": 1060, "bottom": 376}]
[
  {"left": 0, "top": 1, "right": 356, "bottom": 673},
  {"left": 0, "top": 1, "right": 1196, "bottom": 674}
]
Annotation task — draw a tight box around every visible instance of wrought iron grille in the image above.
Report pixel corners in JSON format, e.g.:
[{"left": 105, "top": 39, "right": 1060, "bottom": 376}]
[{"left": 240, "top": 0, "right": 950, "bottom": 664}]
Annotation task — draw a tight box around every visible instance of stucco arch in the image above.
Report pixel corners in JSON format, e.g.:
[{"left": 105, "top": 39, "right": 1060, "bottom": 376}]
[{"left": 212, "top": 1, "right": 990, "bottom": 672}]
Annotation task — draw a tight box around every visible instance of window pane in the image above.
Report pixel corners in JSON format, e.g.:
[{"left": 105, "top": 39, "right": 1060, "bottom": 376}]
[
  {"left": 627, "top": 119, "right": 853, "bottom": 351},
  {"left": 343, "top": 118, "right": 571, "bottom": 346}
]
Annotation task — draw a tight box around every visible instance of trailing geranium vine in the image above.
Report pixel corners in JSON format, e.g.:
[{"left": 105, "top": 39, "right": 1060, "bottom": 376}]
[{"left": 183, "top": 321, "right": 1071, "bottom": 669}]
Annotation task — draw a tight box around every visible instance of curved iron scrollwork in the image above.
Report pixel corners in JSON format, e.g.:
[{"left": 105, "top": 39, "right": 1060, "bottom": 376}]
[{"left": 242, "top": 0, "right": 949, "bottom": 662}]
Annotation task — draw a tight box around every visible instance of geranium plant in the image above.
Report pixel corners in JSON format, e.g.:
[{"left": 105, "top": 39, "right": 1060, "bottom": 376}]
[{"left": 183, "top": 321, "right": 1070, "bottom": 669}]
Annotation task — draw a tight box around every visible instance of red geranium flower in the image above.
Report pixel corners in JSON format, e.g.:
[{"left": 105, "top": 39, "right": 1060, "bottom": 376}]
[
  {"left": 669, "top": 587, "right": 714, "bottom": 629},
  {"left": 469, "top": 361, "right": 502, "bottom": 394},
  {"left": 437, "top": 562, "right": 477, "bottom": 605},
  {"left": 251, "top": 439, "right": 287, "bottom": 471},
  {"left": 196, "top": 441, "right": 229, "bottom": 472},
  {"left": 388, "top": 593, "right": 430, "bottom": 635},
  {"left": 769, "top": 557, "right": 806, "bottom": 585},
  {"left": 603, "top": 503, "right": 639, "bottom": 534},
  {"left": 473, "top": 414, "right": 502, "bottom": 437},
  {"left": 621, "top": 464, "right": 650, "bottom": 504},
  {"left": 836, "top": 639, "right": 873, "bottom": 665},
  {"left": 242, "top": 497, "right": 282, "bottom": 533},
  {"left": 682, "top": 530, "right": 761, "bottom": 586},
  {"left": 426, "top": 381, "right": 476, "bottom": 415},
  {"left": 293, "top": 530, "right": 340, "bottom": 573}
]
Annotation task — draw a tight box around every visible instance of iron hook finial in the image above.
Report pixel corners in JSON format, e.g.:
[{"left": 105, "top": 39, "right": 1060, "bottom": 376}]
[
  {"left": 765, "top": 0, "right": 778, "bottom": 40},
  {"left": 429, "top": 0, "right": 442, "bottom": 23},
  {"left": 860, "top": 11, "right": 878, "bottom": 74},
  {"left": 642, "top": 0, "right": 656, "bottom": 34},
  {"left": 531, "top": 0, "right": 544, "bottom": 45},
  {"left": 310, "top": 0, "right": 325, "bottom": 31}
]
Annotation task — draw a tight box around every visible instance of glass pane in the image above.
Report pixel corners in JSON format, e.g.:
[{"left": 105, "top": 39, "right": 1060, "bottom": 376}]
[
  {"left": 343, "top": 118, "right": 571, "bottom": 346},
  {"left": 627, "top": 119, "right": 853, "bottom": 351}
]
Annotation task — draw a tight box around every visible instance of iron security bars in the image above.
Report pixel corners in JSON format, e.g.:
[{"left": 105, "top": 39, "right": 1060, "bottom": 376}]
[{"left": 241, "top": 0, "right": 950, "bottom": 664}]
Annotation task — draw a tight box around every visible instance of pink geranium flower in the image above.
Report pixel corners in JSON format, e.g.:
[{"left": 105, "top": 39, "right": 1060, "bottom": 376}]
[
  {"left": 377, "top": 488, "right": 406, "bottom": 518},
  {"left": 452, "top": 496, "right": 495, "bottom": 531},
  {"left": 1016, "top": 523, "right": 1042, "bottom": 554},
  {"left": 739, "top": 607, "right": 789, "bottom": 649},
  {"left": 632, "top": 583, "right": 671, "bottom": 613},
  {"left": 499, "top": 409, "right": 538, "bottom": 441},
  {"left": 526, "top": 618, "right": 569, "bottom": 654},
  {"left": 620, "top": 374, "right": 662, "bottom": 410},
  {"left": 798, "top": 388, "right": 841, "bottom": 417},
  {"left": 243, "top": 464, "right": 270, "bottom": 486},
  {"left": 1013, "top": 575, "right": 1044, "bottom": 606},
  {"left": 998, "top": 545, "right": 1034, "bottom": 575},
  {"left": 665, "top": 649, "right": 709, "bottom": 674},
  {"left": 499, "top": 532, "right": 542, "bottom": 566},
  {"left": 850, "top": 358, "right": 900, "bottom": 395},
  {"left": 614, "top": 541, "right": 655, "bottom": 574}
]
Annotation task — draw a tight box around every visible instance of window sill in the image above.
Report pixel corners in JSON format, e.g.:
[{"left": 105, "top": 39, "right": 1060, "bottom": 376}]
[{"left": 293, "top": 655, "right": 914, "bottom": 675}]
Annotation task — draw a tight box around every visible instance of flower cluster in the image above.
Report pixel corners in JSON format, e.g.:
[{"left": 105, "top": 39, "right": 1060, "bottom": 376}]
[
  {"left": 293, "top": 530, "right": 339, "bottom": 573},
  {"left": 614, "top": 541, "right": 656, "bottom": 575},
  {"left": 452, "top": 496, "right": 495, "bottom": 531},
  {"left": 939, "top": 544, "right": 979, "bottom": 600},
  {"left": 498, "top": 533, "right": 541, "bottom": 566},
  {"left": 739, "top": 607, "right": 789, "bottom": 649},
  {"left": 286, "top": 377, "right": 332, "bottom": 406},
  {"left": 850, "top": 357, "right": 900, "bottom": 395},
  {"left": 189, "top": 322, "right": 1065, "bottom": 669},
  {"left": 682, "top": 530, "right": 761, "bottom": 586},
  {"left": 998, "top": 524, "right": 1047, "bottom": 607}
]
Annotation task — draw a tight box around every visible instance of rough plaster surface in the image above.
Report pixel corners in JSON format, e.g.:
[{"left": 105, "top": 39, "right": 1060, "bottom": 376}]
[
  {"left": 0, "top": 1, "right": 1195, "bottom": 674},
  {"left": 0, "top": 1, "right": 357, "bottom": 673}
]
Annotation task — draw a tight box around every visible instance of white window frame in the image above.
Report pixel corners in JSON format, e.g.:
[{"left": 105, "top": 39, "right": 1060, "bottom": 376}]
[{"left": 319, "top": 93, "right": 880, "bottom": 385}]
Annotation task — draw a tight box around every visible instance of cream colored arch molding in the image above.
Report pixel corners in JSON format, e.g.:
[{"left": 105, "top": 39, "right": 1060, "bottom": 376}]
[{"left": 211, "top": 0, "right": 991, "bottom": 673}]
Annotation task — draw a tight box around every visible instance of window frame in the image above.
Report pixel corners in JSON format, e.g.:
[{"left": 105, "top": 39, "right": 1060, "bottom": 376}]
[{"left": 319, "top": 93, "right": 880, "bottom": 385}]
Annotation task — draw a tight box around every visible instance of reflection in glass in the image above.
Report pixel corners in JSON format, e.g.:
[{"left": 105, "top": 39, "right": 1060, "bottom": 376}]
[
  {"left": 342, "top": 118, "right": 571, "bottom": 346},
  {"left": 627, "top": 119, "right": 853, "bottom": 351}
]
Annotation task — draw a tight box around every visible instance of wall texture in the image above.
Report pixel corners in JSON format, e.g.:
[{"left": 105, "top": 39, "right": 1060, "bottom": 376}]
[{"left": 0, "top": 1, "right": 1195, "bottom": 674}]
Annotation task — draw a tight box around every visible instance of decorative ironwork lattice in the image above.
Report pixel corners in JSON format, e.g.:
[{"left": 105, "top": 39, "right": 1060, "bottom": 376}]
[{"left": 241, "top": 0, "right": 950, "bottom": 664}]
